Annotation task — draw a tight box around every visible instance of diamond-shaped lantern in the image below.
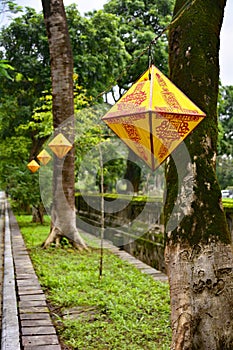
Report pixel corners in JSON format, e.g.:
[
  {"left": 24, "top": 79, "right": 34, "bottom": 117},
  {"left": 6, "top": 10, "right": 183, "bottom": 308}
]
[
  {"left": 102, "top": 65, "right": 206, "bottom": 170},
  {"left": 27, "top": 160, "right": 40, "bottom": 173},
  {"left": 37, "top": 149, "right": 52, "bottom": 165},
  {"left": 48, "top": 133, "right": 72, "bottom": 159}
]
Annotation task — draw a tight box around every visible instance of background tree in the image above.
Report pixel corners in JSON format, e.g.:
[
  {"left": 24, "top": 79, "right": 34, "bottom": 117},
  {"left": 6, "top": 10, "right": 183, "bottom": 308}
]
[
  {"left": 216, "top": 155, "right": 233, "bottom": 189},
  {"left": 66, "top": 5, "right": 130, "bottom": 100},
  {"left": 103, "top": 0, "right": 175, "bottom": 96},
  {"left": 217, "top": 85, "right": 233, "bottom": 189},
  {"left": 0, "top": 134, "right": 44, "bottom": 218},
  {"left": 0, "top": 8, "right": 50, "bottom": 158},
  {"left": 0, "top": 0, "right": 22, "bottom": 18},
  {"left": 218, "top": 85, "right": 233, "bottom": 156},
  {"left": 165, "top": 0, "right": 233, "bottom": 348},
  {"left": 0, "top": 8, "right": 46, "bottom": 221}
]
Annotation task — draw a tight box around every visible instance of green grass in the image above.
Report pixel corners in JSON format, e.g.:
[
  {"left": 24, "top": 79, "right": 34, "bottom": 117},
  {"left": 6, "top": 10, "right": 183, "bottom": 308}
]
[
  {"left": 76, "top": 192, "right": 163, "bottom": 203},
  {"left": 16, "top": 215, "right": 171, "bottom": 350},
  {"left": 222, "top": 198, "right": 233, "bottom": 211}
]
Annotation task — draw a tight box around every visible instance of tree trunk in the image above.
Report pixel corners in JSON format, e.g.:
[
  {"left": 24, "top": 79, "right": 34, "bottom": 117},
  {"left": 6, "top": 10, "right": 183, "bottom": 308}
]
[
  {"left": 32, "top": 205, "right": 44, "bottom": 224},
  {"left": 124, "top": 150, "right": 141, "bottom": 193},
  {"left": 165, "top": 0, "right": 233, "bottom": 348},
  {"left": 41, "top": 0, "right": 87, "bottom": 249}
]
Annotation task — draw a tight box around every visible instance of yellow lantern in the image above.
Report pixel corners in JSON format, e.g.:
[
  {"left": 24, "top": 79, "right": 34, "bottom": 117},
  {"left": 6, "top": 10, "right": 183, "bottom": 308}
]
[
  {"left": 102, "top": 65, "right": 206, "bottom": 170},
  {"left": 27, "top": 160, "right": 40, "bottom": 173},
  {"left": 37, "top": 149, "right": 52, "bottom": 165},
  {"left": 48, "top": 133, "right": 72, "bottom": 159}
]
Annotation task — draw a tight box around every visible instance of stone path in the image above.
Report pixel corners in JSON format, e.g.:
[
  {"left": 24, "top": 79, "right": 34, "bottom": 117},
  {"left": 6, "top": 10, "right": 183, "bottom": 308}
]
[
  {"left": 2, "top": 198, "right": 20, "bottom": 349},
  {"left": 0, "top": 192, "right": 61, "bottom": 349},
  {"left": 0, "top": 192, "right": 5, "bottom": 346},
  {"left": 0, "top": 191, "right": 167, "bottom": 349}
]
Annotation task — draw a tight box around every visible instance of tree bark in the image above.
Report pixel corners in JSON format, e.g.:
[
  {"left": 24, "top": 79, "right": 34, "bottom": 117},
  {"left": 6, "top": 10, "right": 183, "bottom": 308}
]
[
  {"left": 165, "top": 0, "right": 233, "bottom": 348},
  {"left": 32, "top": 205, "right": 44, "bottom": 224},
  {"left": 124, "top": 150, "right": 142, "bottom": 194},
  {"left": 41, "top": 0, "right": 87, "bottom": 249}
]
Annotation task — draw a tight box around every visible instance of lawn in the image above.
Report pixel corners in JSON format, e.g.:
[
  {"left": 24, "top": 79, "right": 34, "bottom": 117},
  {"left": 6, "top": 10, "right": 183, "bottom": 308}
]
[{"left": 16, "top": 215, "right": 171, "bottom": 350}]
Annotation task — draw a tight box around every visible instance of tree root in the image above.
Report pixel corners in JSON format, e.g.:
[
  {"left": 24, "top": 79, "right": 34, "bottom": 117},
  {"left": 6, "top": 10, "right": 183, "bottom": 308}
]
[{"left": 42, "top": 226, "right": 88, "bottom": 250}]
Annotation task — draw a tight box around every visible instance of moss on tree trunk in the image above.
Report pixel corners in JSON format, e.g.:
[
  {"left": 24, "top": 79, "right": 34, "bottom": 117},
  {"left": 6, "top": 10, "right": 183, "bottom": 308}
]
[{"left": 165, "top": 0, "right": 233, "bottom": 348}]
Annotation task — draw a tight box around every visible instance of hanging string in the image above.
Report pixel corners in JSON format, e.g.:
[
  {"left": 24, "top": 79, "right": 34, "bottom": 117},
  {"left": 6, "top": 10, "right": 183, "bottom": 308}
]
[
  {"left": 95, "top": 0, "right": 198, "bottom": 101},
  {"left": 148, "top": 45, "right": 152, "bottom": 80}
]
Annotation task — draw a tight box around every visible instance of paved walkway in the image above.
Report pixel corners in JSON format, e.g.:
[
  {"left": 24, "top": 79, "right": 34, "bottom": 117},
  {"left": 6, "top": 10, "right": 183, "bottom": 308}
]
[
  {"left": 0, "top": 191, "right": 167, "bottom": 349},
  {"left": 0, "top": 191, "right": 61, "bottom": 349}
]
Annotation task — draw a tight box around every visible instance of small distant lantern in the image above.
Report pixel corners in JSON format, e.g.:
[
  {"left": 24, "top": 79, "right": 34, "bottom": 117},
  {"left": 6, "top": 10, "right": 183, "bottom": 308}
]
[
  {"left": 27, "top": 160, "right": 40, "bottom": 173},
  {"left": 37, "top": 149, "right": 52, "bottom": 165},
  {"left": 102, "top": 65, "right": 206, "bottom": 170},
  {"left": 48, "top": 133, "right": 72, "bottom": 159}
]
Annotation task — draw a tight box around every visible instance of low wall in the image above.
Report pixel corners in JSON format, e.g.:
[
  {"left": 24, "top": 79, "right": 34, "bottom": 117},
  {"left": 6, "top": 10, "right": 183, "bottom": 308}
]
[{"left": 76, "top": 194, "right": 233, "bottom": 273}]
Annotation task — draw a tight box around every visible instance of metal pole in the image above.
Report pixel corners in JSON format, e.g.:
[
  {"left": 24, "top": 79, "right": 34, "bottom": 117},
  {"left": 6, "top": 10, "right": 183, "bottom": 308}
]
[{"left": 98, "top": 144, "right": 104, "bottom": 279}]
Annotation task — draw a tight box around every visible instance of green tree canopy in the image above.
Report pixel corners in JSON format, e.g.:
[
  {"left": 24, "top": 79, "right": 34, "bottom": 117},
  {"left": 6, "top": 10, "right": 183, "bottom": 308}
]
[
  {"left": 66, "top": 5, "right": 130, "bottom": 99},
  {"left": 217, "top": 85, "right": 233, "bottom": 189},
  {"left": 103, "top": 0, "right": 175, "bottom": 95},
  {"left": 0, "top": 7, "right": 50, "bottom": 143},
  {"left": 218, "top": 85, "right": 233, "bottom": 155}
]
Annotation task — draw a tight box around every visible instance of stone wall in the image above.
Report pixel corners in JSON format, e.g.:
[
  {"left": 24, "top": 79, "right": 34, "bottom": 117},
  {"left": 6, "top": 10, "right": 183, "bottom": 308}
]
[{"left": 76, "top": 194, "right": 233, "bottom": 273}]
